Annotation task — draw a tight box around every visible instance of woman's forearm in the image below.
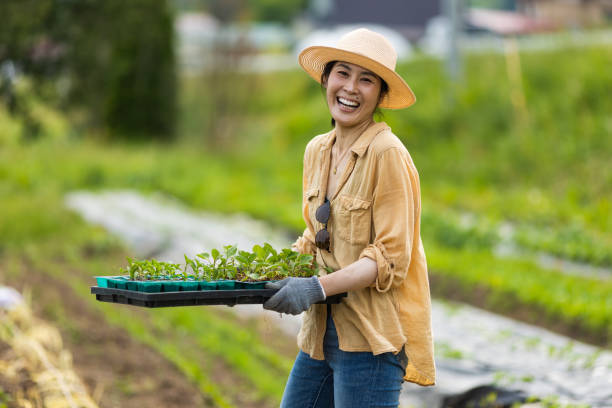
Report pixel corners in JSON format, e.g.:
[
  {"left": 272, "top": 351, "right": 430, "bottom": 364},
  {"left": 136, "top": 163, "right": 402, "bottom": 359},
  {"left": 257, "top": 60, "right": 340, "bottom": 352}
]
[{"left": 318, "top": 257, "right": 378, "bottom": 297}]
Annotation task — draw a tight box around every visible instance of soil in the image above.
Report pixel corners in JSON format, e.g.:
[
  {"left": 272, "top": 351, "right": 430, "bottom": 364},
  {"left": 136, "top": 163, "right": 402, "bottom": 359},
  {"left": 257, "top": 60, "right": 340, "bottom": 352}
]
[{"left": 2, "top": 259, "right": 214, "bottom": 408}]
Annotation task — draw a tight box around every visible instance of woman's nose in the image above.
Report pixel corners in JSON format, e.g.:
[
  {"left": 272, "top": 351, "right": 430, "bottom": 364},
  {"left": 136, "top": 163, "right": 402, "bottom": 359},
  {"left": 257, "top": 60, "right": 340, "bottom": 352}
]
[{"left": 343, "top": 77, "right": 358, "bottom": 93}]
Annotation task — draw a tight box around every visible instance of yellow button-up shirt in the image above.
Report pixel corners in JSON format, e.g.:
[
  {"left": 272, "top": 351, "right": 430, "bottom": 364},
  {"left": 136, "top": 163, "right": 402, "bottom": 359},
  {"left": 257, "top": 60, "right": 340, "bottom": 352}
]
[{"left": 292, "top": 121, "right": 435, "bottom": 386}]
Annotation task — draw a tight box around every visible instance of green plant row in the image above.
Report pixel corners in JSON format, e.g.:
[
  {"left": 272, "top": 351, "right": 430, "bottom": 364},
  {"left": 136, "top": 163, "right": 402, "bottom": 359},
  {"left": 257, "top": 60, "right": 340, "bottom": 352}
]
[
  {"left": 513, "top": 224, "right": 612, "bottom": 267},
  {"left": 425, "top": 183, "right": 611, "bottom": 252},
  {"left": 422, "top": 204, "right": 612, "bottom": 268},
  {"left": 427, "top": 242, "right": 612, "bottom": 344},
  {"left": 421, "top": 207, "right": 499, "bottom": 251},
  {"left": 120, "top": 243, "right": 323, "bottom": 282}
]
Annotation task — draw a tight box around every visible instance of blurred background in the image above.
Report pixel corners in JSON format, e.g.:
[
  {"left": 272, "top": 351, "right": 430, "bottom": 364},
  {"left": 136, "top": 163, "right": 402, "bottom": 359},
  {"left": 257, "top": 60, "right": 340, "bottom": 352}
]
[{"left": 1, "top": 0, "right": 611, "bottom": 407}]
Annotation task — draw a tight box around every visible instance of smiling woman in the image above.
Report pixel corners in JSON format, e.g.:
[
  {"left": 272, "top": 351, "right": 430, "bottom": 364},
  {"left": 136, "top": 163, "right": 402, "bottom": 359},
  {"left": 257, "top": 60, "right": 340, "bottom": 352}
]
[{"left": 261, "top": 28, "right": 435, "bottom": 407}]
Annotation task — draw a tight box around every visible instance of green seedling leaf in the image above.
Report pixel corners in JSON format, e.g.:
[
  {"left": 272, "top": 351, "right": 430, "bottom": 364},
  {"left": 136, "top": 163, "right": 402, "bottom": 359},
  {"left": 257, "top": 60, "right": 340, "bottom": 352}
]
[
  {"left": 253, "top": 245, "right": 266, "bottom": 261},
  {"left": 263, "top": 242, "right": 277, "bottom": 257},
  {"left": 297, "top": 253, "right": 313, "bottom": 263},
  {"left": 197, "top": 252, "right": 210, "bottom": 260},
  {"left": 224, "top": 244, "right": 238, "bottom": 258}
]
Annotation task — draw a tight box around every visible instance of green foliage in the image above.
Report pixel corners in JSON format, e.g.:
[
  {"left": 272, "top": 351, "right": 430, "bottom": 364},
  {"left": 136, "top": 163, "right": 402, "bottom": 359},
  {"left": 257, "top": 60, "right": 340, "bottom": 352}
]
[
  {"left": 122, "top": 258, "right": 182, "bottom": 280},
  {"left": 0, "top": 78, "right": 71, "bottom": 144},
  {"left": 421, "top": 207, "right": 499, "bottom": 251},
  {"left": 0, "top": 104, "right": 22, "bottom": 145},
  {"left": 0, "top": 0, "right": 177, "bottom": 139},
  {"left": 536, "top": 396, "right": 592, "bottom": 408},
  {"left": 468, "top": 0, "right": 515, "bottom": 9},
  {"left": 103, "top": 0, "right": 177, "bottom": 138},
  {"left": 428, "top": 243, "right": 612, "bottom": 343},
  {"left": 246, "top": 0, "right": 308, "bottom": 23},
  {"left": 122, "top": 243, "right": 317, "bottom": 281},
  {"left": 0, "top": 0, "right": 60, "bottom": 71},
  {"left": 0, "top": 386, "right": 12, "bottom": 408},
  {"left": 514, "top": 223, "right": 612, "bottom": 267},
  {"left": 186, "top": 0, "right": 307, "bottom": 23}
]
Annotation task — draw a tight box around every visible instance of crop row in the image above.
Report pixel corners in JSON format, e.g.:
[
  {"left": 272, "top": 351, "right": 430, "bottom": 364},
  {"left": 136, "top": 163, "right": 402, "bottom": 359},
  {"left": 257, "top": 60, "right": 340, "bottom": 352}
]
[
  {"left": 421, "top": 205, "right": 612, "bottom": 268},
  {"left": 513, "top": 224, "right": 612, "bottom": 267},
  {"left": 428, "top": 242, "right": 612, "bottom": 345}
]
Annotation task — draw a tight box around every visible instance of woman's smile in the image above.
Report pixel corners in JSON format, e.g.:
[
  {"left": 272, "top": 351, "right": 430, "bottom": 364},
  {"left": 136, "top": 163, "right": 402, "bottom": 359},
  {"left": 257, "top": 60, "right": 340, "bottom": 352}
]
[{"left": 337, "top": 96, "right": 360, "bottom": 110}]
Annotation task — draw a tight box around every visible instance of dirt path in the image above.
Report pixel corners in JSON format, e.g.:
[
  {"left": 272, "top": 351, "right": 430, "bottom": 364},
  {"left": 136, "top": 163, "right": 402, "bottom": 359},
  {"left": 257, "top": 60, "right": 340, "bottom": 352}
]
[{"left": 3, "top": 260, "right": 212, "bottom": 408}]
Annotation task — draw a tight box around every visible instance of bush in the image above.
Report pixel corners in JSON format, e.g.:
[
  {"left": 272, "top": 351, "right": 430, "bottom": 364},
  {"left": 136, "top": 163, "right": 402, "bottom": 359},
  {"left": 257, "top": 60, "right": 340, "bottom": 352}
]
[
  {"left": 0, "top": 0, "right": 177, "bottom": 140},
  {"left": 102, "top": 0, "right": 177, "bottom": 139}
]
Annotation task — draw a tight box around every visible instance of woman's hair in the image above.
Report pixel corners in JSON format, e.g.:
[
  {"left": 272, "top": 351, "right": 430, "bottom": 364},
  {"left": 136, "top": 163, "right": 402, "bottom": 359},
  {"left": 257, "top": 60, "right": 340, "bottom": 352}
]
[{"left": 321, "top": 61, "right": 389, "bottom": 128}]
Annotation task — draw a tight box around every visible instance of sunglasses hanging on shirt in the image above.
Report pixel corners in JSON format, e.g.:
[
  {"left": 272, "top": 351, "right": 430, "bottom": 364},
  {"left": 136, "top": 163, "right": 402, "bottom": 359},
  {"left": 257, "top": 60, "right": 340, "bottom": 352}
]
[{"left": 315, "top": 198, "right": 331, "bottom": 251}]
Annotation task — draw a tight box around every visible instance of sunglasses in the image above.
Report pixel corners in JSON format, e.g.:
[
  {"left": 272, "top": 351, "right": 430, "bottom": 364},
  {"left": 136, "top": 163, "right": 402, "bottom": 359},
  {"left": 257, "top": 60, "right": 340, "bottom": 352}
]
[{"left": 315, "top": 198, "right": 331, "bottom": 251}]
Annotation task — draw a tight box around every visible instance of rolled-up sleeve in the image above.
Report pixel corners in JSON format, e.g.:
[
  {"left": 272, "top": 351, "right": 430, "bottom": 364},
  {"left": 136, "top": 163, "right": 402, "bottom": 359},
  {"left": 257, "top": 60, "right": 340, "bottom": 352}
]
[{"left": 359, "top": 147, "right": 419, "bottom": 292}]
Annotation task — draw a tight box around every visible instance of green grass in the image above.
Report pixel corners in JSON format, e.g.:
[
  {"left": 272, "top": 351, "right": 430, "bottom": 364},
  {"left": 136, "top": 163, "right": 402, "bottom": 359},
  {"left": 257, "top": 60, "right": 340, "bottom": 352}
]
[{"left": 0, "top": 387, "right": 11, "bottom": 408}]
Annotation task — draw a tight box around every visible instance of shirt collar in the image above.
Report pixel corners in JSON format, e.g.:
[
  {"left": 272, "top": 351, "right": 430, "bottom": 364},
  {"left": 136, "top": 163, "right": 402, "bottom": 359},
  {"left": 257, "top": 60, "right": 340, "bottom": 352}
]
[{"left": 320, "top": 122, "right": 390, "bottom": 157}]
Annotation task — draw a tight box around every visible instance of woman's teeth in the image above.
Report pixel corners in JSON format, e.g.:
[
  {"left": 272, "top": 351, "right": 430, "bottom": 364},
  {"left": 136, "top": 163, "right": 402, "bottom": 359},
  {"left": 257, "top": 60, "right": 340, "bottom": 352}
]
[{"left": 338, "top": 97, "right": 359, "bottom": 108}]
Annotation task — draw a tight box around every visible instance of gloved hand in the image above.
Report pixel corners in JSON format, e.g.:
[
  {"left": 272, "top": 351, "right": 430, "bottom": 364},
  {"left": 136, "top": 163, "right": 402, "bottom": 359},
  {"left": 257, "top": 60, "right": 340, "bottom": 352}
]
[{"left": 263, "top": 276, "right": 326, "bottom": 315}]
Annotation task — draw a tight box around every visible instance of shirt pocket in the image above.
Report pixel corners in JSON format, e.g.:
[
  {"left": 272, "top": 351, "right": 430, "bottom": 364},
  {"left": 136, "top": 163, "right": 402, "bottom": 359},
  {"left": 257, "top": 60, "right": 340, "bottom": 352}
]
[
  {"left": 304, "top": 188, "right": 320, "bottom": 227},
  {"left": 335, "top": 194, "right": 372, "bottom": 246}
]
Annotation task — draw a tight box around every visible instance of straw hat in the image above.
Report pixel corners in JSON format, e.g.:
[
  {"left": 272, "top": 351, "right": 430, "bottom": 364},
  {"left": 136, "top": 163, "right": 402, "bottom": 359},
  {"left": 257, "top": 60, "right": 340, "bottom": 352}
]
[{"left": 298, "top": 28, "right": 416, "bottom": 109}]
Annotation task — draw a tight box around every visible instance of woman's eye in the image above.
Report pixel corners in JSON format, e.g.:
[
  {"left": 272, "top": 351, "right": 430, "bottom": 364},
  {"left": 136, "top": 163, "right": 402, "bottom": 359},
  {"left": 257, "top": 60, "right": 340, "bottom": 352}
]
[
  {"left": 361, "top": 77, "right": 373, "bottom": 83},
  {"left": 337, "top": 70, "right": 348, "bottom": 77}
]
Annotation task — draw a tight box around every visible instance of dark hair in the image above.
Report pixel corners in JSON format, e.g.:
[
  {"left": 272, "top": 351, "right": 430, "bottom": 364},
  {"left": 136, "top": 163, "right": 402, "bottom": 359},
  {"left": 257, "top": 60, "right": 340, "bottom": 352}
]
[{"left": 320, "top": 61, "right": 389, "bottom": 128}]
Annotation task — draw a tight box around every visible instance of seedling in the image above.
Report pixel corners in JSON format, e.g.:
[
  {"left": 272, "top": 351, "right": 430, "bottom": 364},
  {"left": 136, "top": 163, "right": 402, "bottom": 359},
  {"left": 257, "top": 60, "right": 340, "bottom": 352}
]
[{"left": 118, "top": 242, "right": 320, "bottom": 282}]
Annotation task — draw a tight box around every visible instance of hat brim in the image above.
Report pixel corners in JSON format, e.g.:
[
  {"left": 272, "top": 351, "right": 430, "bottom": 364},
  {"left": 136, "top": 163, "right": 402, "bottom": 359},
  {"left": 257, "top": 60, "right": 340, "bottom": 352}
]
[{"left": 298, "top": 46, "right": 416, "bottom": 109}]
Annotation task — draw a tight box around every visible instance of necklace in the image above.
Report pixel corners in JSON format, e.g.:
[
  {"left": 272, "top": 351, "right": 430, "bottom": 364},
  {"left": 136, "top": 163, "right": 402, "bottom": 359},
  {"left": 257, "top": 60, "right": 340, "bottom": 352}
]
[{"left": 332, "top": 143, "right": 352, "bottom": 175}]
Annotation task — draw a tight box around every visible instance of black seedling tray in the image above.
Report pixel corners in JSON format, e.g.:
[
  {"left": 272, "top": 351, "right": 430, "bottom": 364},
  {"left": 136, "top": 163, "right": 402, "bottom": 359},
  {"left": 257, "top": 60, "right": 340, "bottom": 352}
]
[{"left": 91, "top": 286, "right": 347, "bottom": 308}]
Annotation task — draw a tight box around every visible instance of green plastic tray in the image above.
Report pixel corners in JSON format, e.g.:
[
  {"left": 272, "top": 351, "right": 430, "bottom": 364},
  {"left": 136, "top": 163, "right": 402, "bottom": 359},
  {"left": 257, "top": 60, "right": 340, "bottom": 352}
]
[{"left": 95, "top": 276, "right": 272, "bottom": 293}]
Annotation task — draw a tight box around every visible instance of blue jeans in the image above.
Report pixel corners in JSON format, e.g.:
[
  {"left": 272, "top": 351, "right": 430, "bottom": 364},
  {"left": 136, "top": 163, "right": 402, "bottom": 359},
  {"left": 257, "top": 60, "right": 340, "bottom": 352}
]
[{"left": 281, "top": 308, "right": 407, "bottom": 408}]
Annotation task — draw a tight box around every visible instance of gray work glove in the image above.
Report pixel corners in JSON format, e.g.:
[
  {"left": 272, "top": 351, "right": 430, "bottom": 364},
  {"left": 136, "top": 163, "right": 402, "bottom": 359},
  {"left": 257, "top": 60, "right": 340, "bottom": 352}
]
[{"left": 263, "top": 276, "right": 326, "bottom": 315}]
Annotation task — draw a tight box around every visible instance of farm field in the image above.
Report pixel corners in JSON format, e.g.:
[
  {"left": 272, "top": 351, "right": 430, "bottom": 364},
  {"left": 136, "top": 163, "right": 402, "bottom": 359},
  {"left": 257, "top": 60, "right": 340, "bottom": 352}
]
[{"left": 1, "top": 41, "right": 611, "bottom": 406}]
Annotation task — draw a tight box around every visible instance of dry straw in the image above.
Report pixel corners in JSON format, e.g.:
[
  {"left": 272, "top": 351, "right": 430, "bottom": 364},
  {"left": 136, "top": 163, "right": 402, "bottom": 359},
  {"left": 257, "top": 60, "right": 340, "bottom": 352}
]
[{"left": 1, "top": 301, "right": 98, "bottom": 408}]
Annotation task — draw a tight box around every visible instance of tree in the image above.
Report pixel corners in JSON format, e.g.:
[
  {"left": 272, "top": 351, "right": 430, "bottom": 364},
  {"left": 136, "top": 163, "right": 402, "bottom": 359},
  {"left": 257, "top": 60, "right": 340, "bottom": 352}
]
[{"left": 0, "top": 0, "right": 177, "bottom": 140}]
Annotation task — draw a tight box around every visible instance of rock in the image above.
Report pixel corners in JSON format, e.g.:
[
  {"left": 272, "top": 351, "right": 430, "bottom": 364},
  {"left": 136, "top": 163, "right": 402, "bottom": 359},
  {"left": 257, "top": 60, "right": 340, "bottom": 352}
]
[{"left": 0, "top": 286, "right": 23, "bottom": 309}]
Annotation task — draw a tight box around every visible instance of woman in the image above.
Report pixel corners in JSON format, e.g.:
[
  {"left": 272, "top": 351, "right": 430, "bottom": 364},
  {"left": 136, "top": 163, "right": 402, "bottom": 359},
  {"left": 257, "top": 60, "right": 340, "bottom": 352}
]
[{"left": 264, "top": 28, "right": 435, "bottom": 407}]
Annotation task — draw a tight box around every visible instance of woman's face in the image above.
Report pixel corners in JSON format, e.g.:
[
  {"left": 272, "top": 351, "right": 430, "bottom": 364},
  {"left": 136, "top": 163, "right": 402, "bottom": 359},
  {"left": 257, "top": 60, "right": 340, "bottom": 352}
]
[{"left": 324, "top": 61, "right": 382, "bottom": 129}]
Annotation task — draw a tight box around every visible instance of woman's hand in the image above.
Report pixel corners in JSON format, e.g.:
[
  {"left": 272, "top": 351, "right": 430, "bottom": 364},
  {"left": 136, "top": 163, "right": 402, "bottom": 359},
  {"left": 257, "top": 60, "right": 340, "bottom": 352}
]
[{"left": 263, "top": 277, "right": 326, "bottom": 315}]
